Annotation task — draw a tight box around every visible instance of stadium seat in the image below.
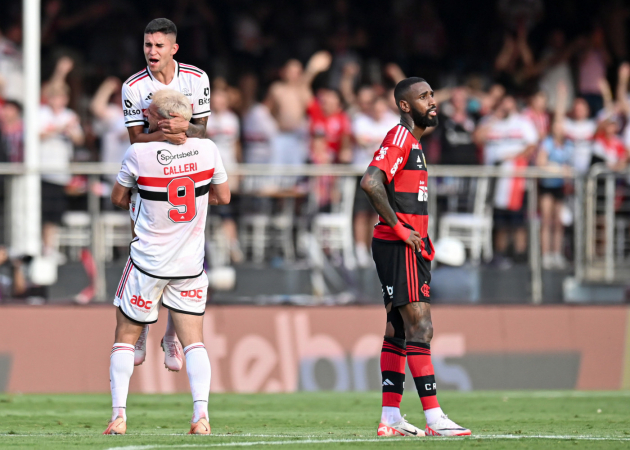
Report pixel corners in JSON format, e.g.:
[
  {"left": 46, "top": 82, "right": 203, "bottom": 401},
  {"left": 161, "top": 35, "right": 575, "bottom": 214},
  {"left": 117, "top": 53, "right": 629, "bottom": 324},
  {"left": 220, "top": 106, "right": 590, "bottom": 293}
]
[
  {"left": 58, "top": 211, "right": 91, "bottom": 261},
  {"left": 438, "top": 177, "right": 493, "bottom": 265}
]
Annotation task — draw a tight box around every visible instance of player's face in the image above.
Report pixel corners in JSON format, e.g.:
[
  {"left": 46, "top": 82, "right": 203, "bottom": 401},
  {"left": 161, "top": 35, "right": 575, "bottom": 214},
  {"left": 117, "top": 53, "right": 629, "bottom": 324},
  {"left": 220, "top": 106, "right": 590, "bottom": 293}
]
[
  {"left": 144, "top": 32, "right": 178, "bottom": 72},
  {"left": 405, "top": 82, "right": 438, "bottom": 128},
  {"left": 145, "top": 103, "right": 161, "bottom": 132}
]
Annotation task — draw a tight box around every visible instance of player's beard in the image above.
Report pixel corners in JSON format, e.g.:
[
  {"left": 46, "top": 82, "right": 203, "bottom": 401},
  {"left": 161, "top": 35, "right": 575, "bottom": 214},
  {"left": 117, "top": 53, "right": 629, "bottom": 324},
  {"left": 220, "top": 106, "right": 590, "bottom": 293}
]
[{"left": 412, "top": 107, "right": 438, "bottom": 128}]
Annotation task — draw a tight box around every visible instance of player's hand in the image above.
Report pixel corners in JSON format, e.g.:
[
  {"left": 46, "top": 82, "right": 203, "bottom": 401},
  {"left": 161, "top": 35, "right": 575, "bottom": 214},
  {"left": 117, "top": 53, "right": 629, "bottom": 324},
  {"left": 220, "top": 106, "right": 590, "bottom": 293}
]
[
  {"left": 163, "top": 132, "right": 187, "bottom": 145},
  {"left": 158, "top": 113, "right": 190, "bottom": 134},
  {"left": 404, "top": 230, "right": 423, "bottom": 253}
]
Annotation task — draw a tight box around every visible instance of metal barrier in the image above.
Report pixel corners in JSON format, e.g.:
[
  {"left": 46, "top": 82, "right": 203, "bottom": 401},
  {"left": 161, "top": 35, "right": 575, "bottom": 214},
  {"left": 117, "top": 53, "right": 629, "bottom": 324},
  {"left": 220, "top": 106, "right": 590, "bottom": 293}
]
[
  {"left": 583, "top": 163, "right": 630, "bottom": 284},
  {"left": 0, "top": 163, "right": 581, "bottom": 304}
]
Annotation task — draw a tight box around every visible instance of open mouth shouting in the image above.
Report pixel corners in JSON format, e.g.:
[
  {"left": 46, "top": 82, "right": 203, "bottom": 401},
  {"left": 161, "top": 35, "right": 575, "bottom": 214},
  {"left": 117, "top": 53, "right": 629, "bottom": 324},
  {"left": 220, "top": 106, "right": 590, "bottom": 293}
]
[{"left": 148, "top": 57, "right": 160, "bottom": 67}]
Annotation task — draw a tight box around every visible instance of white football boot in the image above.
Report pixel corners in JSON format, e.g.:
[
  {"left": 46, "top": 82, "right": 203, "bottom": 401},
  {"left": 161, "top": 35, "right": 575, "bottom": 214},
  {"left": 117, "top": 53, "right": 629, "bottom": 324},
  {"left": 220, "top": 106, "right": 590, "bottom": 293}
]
[
  {"left": 134, "top": 325, "right": 149, "bottom": 366},
  {"left": 425, "top": 414, "right": 471, "bottom": 436},
  {"left": 377, "top": 415, "right": 425, "bottom": 437},
  {"left": 161, "top": 336, "right": 184, "bottom": 372}
]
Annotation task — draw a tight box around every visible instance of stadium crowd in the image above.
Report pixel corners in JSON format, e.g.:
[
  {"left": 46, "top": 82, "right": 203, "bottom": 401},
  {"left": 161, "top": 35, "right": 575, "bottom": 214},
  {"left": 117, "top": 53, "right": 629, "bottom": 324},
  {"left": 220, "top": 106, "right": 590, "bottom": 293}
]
[{"left": 0, "top": 0, "right": 630, "bottom": 272}]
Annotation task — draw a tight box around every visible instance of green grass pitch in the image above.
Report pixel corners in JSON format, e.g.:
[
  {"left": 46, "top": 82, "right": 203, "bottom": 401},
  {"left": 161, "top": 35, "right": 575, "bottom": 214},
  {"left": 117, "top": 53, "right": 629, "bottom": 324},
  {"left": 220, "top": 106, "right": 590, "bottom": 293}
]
[{"left": 1, "top": 391, "right": 629, "bottom": 449}]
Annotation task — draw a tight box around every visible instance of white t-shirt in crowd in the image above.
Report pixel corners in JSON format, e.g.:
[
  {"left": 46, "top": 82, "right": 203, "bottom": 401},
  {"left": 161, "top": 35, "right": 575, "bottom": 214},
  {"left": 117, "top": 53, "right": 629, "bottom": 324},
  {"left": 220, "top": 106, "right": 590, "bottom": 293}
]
[
  {"left": 0, "top": 37, "right": 23, "bottom": 103},
  {"left": 563, "top": 118, "right": 596, "bottom": 174},
  {"left": 242, "top": 103, "right": 277, "bottom": 164},
  {"left": 39, "top": 105, "right": 82, "bottom": 185},
  {"left": 206, "top": 110, "right": 240, "bottom": 169},
  {"left": 483, "top": 114, "right": 538, "bottom": 165},
  {"left": 94, "top": 104, "right": 130, "bottom": 181},
  {"left": 121, "top": 61, "right": 211, "bottom": 131},
  {"left": 117, "top": 138, "right": 227, "bottom": 278},
  {"left": 352, "top": 111, "right": 399, "bottom": 167}
]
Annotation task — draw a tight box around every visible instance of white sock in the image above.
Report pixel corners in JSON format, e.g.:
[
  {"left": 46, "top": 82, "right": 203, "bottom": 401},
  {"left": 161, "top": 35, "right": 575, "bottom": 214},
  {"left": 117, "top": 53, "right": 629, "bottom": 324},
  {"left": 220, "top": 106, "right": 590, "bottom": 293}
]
[
  {"left": 184, "top": 343, "right": 211, "bottom": 422},
  {"left": 164, "top": 313, "right": 177, "bottom": 339},
  {"left": 110, "top": 343, "right": 135, "bottom": 421},
  {"left": 381, "top": 406, "right": 402, "bottom": 425},
  {"left": 424, "top": 406, "right": 444, "bottom": 424}
]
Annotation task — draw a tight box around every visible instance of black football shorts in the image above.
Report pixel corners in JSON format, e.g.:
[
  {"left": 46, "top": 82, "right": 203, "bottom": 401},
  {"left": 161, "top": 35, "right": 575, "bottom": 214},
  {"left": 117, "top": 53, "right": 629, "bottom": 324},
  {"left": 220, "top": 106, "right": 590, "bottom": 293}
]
[{"left": 372, "top": 238, "right": 431, "bottom": 308}]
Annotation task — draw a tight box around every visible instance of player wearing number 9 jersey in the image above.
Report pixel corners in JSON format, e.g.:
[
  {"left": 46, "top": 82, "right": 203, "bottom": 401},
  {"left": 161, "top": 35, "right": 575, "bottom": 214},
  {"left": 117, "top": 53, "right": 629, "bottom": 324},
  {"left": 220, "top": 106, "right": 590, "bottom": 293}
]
[{"left": 104, "top": 89, "right": 229, "bottom": 436}]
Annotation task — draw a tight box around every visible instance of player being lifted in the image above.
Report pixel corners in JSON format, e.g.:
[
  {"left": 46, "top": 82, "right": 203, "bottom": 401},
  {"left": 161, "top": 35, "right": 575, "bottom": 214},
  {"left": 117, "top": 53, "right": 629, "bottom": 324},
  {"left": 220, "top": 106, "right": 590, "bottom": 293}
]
[
  {"left": 361, "top": 78, "right": 471, "bottom": 437},
  {"left": 122, "top": 18, "right": 211, "bottom": 372},
  {"left": 104, "top": 89, "right": 229, "bottom": 435}
]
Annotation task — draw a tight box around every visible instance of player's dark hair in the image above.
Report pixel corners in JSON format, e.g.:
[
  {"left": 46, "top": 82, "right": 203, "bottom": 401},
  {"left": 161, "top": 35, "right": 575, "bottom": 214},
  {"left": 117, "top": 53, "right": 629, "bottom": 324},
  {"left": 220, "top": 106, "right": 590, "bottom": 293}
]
[
  {"left": 394, "top": 77, "right": 426, "bottom": 112},
  {"left": 145, "top": 18, "right": 177, "bottom": 38}
]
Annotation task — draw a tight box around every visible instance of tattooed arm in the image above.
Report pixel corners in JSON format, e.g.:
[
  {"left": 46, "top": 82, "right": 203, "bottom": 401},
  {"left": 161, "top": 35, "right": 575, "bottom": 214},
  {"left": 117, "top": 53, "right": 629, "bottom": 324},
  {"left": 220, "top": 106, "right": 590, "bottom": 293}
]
[
  {"left": 360, "top": 166, "right": 422, "bottom": 251},
  {"left": 186, "top": 116, "right": 209, "bottom": 138}
]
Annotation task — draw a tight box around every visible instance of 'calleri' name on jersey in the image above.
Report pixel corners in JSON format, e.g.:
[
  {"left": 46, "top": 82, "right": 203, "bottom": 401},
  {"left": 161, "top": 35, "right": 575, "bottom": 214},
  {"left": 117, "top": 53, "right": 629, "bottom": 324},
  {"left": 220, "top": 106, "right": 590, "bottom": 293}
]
[
  {"left": 117, "top": 138, "right": 227, "bottom": 278},
  {"left": 122, "top": 61, "right": 211, "bottom": 131}
]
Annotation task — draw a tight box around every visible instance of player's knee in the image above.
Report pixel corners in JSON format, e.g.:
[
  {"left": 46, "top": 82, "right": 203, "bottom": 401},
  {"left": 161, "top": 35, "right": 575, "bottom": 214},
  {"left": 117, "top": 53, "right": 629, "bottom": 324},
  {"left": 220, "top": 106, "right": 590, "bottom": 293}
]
[
  {"left": 387, "top": 308, "right": 406, "bottom": 340},
  {"left": 405, "top": 317, "right": 433, "bottom": 343}
]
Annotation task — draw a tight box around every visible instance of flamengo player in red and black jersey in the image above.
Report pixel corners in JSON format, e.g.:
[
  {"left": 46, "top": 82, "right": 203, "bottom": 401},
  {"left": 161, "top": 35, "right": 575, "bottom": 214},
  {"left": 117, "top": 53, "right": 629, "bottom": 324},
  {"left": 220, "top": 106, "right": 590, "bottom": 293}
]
[
  {"left": 361, "top": 78, "right": 471, "bottom": 437},
  {"left": 122, "top": 18, "right": 212, "bottom": 373}
]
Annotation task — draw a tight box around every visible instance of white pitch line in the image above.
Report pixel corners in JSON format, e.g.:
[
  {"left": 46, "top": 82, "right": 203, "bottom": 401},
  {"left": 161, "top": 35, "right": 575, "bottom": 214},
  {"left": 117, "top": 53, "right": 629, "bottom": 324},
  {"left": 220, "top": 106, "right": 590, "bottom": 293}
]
[{"left": 101, "top": 434, "right": 630, "bottom": 450}]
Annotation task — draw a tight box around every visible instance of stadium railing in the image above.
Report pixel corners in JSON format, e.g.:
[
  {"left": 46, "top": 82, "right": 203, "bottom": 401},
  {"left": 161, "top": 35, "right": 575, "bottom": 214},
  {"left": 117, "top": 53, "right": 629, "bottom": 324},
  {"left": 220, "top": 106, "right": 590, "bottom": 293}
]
[{"left": 0, "top": 162, "right": 623, "bottom": 304}]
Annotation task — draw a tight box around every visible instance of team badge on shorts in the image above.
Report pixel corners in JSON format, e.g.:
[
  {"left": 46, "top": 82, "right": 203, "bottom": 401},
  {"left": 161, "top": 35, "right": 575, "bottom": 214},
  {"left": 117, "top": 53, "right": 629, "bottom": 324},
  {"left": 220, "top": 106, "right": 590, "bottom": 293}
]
[{"left": 421, "top": 283, "right": 430, "bottom": 298}]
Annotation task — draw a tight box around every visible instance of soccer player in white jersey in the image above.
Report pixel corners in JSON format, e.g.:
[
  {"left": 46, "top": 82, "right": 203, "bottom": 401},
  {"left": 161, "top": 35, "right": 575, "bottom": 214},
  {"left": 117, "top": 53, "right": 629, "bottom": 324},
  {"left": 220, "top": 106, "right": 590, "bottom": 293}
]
[
  {"left": 122, "top": 18, "right": 211, "bottom": 371},
  {"left": 104, "top": 89, "right": 229, "bottom": 436}
]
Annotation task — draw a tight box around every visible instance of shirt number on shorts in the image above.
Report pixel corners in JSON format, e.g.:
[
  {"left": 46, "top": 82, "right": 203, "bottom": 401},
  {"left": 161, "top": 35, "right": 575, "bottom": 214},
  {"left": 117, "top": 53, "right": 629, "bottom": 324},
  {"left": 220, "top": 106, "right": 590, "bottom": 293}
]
[{"left": 167, "top": 177, "right": 197, "bottom": 223}]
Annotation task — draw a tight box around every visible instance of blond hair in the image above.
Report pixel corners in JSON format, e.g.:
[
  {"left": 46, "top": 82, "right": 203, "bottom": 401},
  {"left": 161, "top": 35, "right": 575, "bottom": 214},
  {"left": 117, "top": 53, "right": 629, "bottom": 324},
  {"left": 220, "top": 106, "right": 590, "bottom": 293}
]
[{"left": 152, "top": 89, "right": 192, "bottom": 121}]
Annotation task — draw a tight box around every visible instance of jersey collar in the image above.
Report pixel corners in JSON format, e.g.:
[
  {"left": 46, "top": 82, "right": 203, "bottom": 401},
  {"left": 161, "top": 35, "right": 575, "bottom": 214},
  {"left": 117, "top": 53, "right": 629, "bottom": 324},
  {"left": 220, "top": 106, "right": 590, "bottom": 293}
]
[
  {"left": 398, "top": 121, "right": 420, "bottom": 144},
  {"left": 145, "top": 60, "right": 180, "bottom": 84}
]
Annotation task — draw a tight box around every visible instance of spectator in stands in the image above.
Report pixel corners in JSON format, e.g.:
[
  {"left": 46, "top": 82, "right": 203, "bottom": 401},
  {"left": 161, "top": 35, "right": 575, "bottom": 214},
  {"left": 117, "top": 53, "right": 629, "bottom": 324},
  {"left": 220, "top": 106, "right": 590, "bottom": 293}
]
[
  {"left": 267, "top": 51, "right": 331, "bottom": 165},
  {"left": 308, "top": 88, "right": 352, "bottom": 165},
  {"left": 206, "top": 88, "right": 243, "bottom": 263},
  {"left": 591, "top": 115, "right": 627, "bottom": 171},
  {"left": 90, "top": 76, "right": 129, "bottom": 189},
  {"left": 351, "top": 95, "right": 398, "bottom": 267},
  {"left": 0, "top": 24, "right": 23, "bottom": 103},
  {"left": 435, "top": 87, "right": 479, "bottom": 165},
  {"left": 578, "top": 26, "right": 611, "bottom": 117},
  {"left": 475, "top": 95, "right": 538, "bottom": 267},
  {"left": 39, "top": 82, "right": 84, "bottom": 260},
  {"left": 0, "top": 100, "right": 23, "bottom": 162},
  {"left": 554, "top": 82, "right": 596, "bottom": 175},
  {"left": 522, "top": 90, "right": 549, "bottom": 142},
  {"left": 537, "top": 119, "right": 573, "bottom": 269},
  {"left": 534, "top": 30, "right": 577, "bottom": 112}
]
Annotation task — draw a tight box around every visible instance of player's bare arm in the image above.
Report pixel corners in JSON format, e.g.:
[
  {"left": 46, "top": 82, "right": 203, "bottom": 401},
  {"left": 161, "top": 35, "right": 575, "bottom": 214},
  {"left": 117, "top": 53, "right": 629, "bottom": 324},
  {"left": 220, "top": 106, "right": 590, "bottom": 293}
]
[
  {"left": 360, "top": 166, "right": 422, "bottom": 252},
  {"left": 158, "top": 114, "right": 208, "bottom": 138},
  {"left": 111, "top": 182, "right": 131, "bottom": 210},
  {"left": 208, "top": 181, "right": 230, "bottom": 205}
]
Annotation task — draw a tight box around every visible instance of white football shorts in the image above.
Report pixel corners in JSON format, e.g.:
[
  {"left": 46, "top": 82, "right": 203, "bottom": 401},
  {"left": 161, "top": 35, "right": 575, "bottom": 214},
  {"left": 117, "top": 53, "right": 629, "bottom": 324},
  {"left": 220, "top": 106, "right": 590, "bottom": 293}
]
[{"left": 114, "top": 258, "right": 208, "bottom": 323}]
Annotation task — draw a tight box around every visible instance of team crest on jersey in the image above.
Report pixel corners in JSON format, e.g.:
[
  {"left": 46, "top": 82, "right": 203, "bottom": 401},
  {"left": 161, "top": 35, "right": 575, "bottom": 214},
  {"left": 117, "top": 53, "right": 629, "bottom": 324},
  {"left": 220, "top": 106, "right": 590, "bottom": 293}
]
[{"left": 375, "top": 147, "right": 388, "bottom": 161}]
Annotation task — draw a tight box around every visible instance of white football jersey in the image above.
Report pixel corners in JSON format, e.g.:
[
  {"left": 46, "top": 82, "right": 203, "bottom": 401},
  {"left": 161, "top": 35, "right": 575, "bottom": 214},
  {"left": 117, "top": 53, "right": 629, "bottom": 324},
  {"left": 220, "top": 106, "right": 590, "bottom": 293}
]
[
  {"left": 122, "top": 61, "right": 211, "bottom": 131},
  {"left": 117, "top": 138, "right": 227, "bottom": 278}
]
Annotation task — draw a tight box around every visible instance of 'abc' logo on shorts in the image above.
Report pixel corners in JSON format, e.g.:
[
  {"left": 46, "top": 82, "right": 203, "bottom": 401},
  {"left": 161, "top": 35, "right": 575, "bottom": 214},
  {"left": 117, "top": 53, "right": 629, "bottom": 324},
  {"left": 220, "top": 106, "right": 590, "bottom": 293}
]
[
  {"left": 131, "top": 295, "right": 152, "bottom": 310},
  {"left": 181, "top": 289, "right": 204, "bottom": 300}
]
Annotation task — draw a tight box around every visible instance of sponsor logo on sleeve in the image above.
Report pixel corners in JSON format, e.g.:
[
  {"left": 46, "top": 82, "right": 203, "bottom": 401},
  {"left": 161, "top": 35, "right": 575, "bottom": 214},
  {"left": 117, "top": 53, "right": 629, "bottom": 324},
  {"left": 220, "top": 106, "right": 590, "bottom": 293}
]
[
  {"left": 375, "top": 147, "right": 388, "bottom": 161},
  {"left": 390, "top": 157, "right": 404, "bottom": 176}
]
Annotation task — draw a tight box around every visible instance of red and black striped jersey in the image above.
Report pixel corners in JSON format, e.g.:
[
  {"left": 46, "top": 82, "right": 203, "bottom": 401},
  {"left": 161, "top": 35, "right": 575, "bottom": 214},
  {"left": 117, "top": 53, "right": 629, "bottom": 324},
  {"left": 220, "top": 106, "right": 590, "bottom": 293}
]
[{"left": 368, "top": 123, "right": 434, "bottom": 260}]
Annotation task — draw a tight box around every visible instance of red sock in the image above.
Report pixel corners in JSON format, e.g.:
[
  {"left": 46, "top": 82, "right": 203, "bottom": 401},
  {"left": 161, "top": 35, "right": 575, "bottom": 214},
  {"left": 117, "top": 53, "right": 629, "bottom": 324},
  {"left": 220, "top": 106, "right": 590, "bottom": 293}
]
[
  {"left": 407, "top": 342, "right": 440, "bottom": 410},
  {"left": 380, "top": 336, "right": 406, "bottom": 408}
]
